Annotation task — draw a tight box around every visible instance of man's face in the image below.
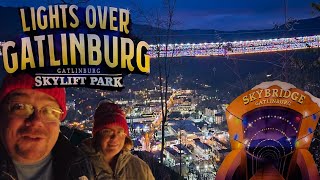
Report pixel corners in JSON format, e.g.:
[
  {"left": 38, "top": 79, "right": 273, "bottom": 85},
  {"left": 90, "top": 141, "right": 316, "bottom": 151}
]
[
  {"left": 99, "top": 126, "right": 126, "bottom": 158},
  {"left": 0, "top": 89, "right": 61, "bottom": 164}
]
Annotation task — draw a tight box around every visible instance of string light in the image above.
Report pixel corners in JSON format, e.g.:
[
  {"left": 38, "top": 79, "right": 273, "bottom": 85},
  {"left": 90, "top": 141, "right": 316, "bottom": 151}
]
[
  {"left": 242, "top": 117, "right": 248, "bottom": 127},
  {"left": 233, "top": 134, "right": 239, "bottom": 141},
  {"left": 148, "top": 35, "right": 320, "bottom": 58},
  {"left": 294, "top": 129, "right": 320, "bottom": 147},
  {"left": 247, "top": 127, "right": 293, "bottom": 152},
  {"left": 256, "top": 145, "right": 282, "bottom": 158},
  {"left": 235, "top": 118, "right": 241, "bottom": 125},
  {"left": 225, "top": 108, "right": 320, "bottom": 159},
  {"left": 226, "top": 109, "right": 320, "bottom": 126},
  {"left": 244, "top": 139, "right": 249, "bottom": 145},
  {"left": 253, "top": 139, "right": 286, "bottom": 156},
  {"left": 312, "top": 114, "right": 317, "bottom": 121},
  {"left": 244, "top": 115, "right": 298, "bottom": 133},
  {"left": 233, "top": 137, "right": 292, "bottom": 160},
  {"left": 258, "top": 149, "right": 280, "bottom": 159}
]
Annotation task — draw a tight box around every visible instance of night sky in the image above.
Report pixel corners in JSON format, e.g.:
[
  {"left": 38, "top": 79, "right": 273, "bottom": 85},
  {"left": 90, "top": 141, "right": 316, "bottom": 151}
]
[{"left": 0, "top": 0, "right": 317, "bottom": 30}]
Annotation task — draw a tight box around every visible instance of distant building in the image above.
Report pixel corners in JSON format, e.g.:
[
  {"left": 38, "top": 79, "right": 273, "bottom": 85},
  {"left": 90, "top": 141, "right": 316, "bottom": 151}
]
[
  {"left": 204, "top": 108, "right": 217, "bottom": 117},
  {"left": 214, "top": 112, "right": 225, "bottom": 125},
  {"left": 168, "top": 120, "right": 202, "bottom": 139},
  {"left": 133, "top": 140, "right": 143, "bottom": 151},
  {"left": 193, "top": 138, "right": 212, "bottom": 155},
  {"left": 164, "top": 147, "right": 180, "bottom": 166},
  {"left": 174, "top": 144, "right": 192, "bottom": 156},
  {"left": 165, "top": 136, "right": 179, "bottom": 146}
]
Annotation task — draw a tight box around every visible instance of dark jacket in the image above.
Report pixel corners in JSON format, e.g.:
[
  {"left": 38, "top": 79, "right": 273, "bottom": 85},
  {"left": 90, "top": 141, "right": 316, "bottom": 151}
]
[{"left": 0, "top": 133, "right": 94, "bottom": 180}]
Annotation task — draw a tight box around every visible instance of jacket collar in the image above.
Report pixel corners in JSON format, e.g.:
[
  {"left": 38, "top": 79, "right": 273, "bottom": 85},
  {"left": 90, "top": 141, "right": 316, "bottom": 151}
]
[
  {"left": 0, "top": 133, "right": 82, "bottom": 180},
  {"left": 79, "top": 138, "right": 131, "bottom": 176},
  {"left": 0, "top": 142, "right": 18, "bottom": 179},
  {"left": 52, "top": 133, "right": 85, "bottom": 179}
]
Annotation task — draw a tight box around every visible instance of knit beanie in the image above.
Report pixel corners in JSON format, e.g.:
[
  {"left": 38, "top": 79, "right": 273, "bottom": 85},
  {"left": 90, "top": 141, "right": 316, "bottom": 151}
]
[
  {"left": 0, "top": 73, "right": 67, "bottom": 120},
  {"left": 93, "top": 102, "right": 129, "bottom": 137}
]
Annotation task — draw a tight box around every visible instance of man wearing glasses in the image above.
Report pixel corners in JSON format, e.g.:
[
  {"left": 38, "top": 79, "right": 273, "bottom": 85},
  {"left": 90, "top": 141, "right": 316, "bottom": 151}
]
[{"left": 0, "top": 73, "right": 94, "bottom": 179}]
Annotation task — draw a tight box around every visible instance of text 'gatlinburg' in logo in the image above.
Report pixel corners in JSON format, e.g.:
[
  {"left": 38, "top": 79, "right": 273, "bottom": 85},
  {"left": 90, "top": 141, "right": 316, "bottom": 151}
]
[{"left": 1, "top": 5, "right": 150, "bottom": 90}]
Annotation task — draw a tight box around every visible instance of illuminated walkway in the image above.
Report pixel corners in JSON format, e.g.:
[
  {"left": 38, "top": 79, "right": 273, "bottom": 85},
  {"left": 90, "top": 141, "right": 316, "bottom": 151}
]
[
  {"left": 148, "top": 35, "right": 320, "bottom": 58},
  {"left": 250, "top": 164, "right": 284, "bottom": 180},
  {"left": 0, "top": 35, "right": 319, "bottom": 57}
]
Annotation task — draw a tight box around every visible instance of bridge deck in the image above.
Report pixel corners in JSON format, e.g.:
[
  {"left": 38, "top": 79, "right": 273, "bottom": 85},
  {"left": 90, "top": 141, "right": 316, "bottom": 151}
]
[{"left": 250, "top": 164, "right": 284, "bottom": 180}]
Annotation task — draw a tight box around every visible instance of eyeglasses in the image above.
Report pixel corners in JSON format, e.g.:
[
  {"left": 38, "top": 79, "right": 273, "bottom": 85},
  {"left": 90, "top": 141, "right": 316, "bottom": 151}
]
[
  {"left": 100, "top": 129, "right": 126, "bottom": 138},
  {"left": 6, "top": 101, "right": 63, "bottom": 122}
]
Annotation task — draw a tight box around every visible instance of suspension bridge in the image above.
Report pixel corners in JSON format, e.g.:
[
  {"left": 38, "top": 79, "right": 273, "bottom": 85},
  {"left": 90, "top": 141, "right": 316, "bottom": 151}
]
[
  {"left": 148, "top": 35, "right": 320, "bottom": 58},
  {"left": 0, "top": 35, "right": 319, "bottom": 57}
]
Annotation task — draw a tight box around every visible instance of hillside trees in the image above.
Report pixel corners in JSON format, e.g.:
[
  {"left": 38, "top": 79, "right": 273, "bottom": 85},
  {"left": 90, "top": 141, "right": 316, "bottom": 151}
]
[{"left": 131, "top": 0, "right": 178, "bottom": 164}]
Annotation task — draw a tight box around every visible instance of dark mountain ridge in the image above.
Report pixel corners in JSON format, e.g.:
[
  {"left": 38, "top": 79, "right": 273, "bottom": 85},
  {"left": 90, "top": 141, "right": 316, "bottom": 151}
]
[
  {"left": 132, "top": 16, "right": 320, "bottom": 44},
  {"left": 1, "top": 6, "right": 320, "bottom": 43}
]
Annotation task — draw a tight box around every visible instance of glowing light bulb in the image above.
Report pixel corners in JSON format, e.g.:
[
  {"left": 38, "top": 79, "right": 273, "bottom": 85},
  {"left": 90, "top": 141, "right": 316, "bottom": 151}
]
[
  {"left": 312, "top": 114, "right": 317, "bottom": 120},
  {"left": 233, "top": 134, "right": 239, "bottom": 141},
  {"left": 244, "top": 139, "right": 249, "bottom": 145}
]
